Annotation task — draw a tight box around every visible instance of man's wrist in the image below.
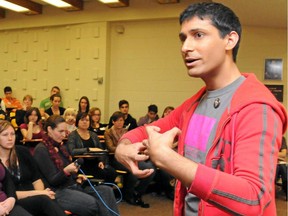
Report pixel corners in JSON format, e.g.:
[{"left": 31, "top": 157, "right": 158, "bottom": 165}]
[
  {"left": 152, "top": 146, "right": 174, "bottom": 170},
  {"left": 118, "top": 138, "right": 132, "bottom": 145}
]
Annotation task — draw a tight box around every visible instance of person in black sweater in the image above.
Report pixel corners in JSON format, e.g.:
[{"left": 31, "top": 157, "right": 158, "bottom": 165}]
[
  {"left": 0, "top": 120, "right": 66, "bottom": 216},
  {"left": 33, "top": 115, "right": 119, "bottom": 216},
  {"left": 45, "top": 94, "right": 66, "bottom": 117}
]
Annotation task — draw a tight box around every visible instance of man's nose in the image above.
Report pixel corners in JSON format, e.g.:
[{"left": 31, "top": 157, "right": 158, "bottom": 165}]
[{"left": 181, "top": 39, "right": 194, "bottom": 53}]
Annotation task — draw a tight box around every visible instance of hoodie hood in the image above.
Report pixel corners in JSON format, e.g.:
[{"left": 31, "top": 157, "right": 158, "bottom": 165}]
[{"left": 229, "top": 73, "right": 287, "bottom": 133}]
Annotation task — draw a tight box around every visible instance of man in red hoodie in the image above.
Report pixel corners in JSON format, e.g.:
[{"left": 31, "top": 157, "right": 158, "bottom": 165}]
[{"left": 115, "top": 2, "right": 287, "bottom": 216}]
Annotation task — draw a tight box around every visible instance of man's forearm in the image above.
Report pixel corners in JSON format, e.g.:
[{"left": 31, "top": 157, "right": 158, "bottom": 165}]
[{"left": 151, "top": 146, "right": 197, "bottom": 187}]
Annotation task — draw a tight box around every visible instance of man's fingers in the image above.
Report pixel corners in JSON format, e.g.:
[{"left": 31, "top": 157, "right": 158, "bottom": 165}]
[
  {"left": 167, "top": 127, "right": 181, "bottom": 136},
  {"left": 145, "top": 125, "right": 161, "bottom": 135},
  {"left": 134, "top": 153, "right": 150, "bottom": 161},
  {"left": 130, "top": 168, "right": 154, "bottom": 179}
]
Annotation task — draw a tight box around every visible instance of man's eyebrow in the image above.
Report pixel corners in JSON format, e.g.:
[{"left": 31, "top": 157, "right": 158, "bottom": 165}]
[{"left": 191, "top": 28, "right": 204, "bottom": 33}]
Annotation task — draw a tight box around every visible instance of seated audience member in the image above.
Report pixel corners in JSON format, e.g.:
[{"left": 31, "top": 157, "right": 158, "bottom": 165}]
[
  {"left": 63, "top": 108, "right": 77, "bottom": 135},
  {"left": 39, "top": 86, "right": 63, "bottom": 118},
  {"left": 0, "top": 97, "right": 6, "bottom": 113},
  {"left": 137, "top": 104, "right": 159, "bottom": 126},
  {"left": 89, "top": 107, "right": 107, "bottom": 136},
  {"left": 2, "top": 86, "right": 22, "bottom": 112},
  {"left": 0, "top": 98, "right": 7, "bottom": 120},
  {"left": 0, "top": 120, "right": 67, "bottom": 216},
  {"left": 161, "top": 106, "right": 175, "bottom": 118},
  {"left": 105, "top": 111, "right": 128, "bottom": 153},
  {"left": 15, "top": 95, "right": 33, "bottom": 127},
  {"left": 33, "top": 115, "right": 119, "bottom": 216},
  {"left": 45, "top": 94, "right": 65, "bottom": 117},
  {"left": 105, "top": 111, "right": 155, "bottom": 208},
  {"left": 0, "top": 161, "right": 32, "bottom": 216},
  {"left": 67, "top": 112, "right": 117, "bottom": 183},
  {"left": 20, "top": 107, "right": 43, "bottom": 141},
  {"left": 108, "top": 100, "right": 137, "bottom": 131},
  {"left": 19, "top": 107, "right": 44, "bottom": 153},
  {"left": 78, "top": 96, "right": 90, "bottom": 114},
  {"left": 276, "top": 136, "right": 287, "bottom": 200},
  {"left": 14, "top": 95, "right": 34, "bottom": 144}
]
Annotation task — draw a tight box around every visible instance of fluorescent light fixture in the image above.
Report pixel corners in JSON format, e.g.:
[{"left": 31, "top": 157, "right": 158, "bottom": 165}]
[
  {"left": 98, "top": 0, "right": 122, "bottom": 2},
  {"left": 97, "top": 0, "right": 129, "bottom": 8},
  {"left": 42, "top": 0, "right": 71, "bottom": 8},
  {"left": 42, "top": 0, "right": 83, "bottom": 11},
  {"left": 0, "top": 0, "right": 42, "bottom": 14},
  {"left": 0, "top": 0, "right": 29, "bottom": 12}
]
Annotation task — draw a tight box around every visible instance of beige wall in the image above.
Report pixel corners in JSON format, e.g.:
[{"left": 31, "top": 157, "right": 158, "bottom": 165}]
[
  {"left": 0, "top": 1, "right": 286, "bottom": 123},
  {"left": 0, "top": 22, "right": 110, "bottom": 117},
  {"left": 109, "top": 20, "right": 287, "bottom": 121}
]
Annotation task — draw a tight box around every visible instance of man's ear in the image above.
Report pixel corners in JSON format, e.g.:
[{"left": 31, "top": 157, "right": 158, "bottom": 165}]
[
  {"left": 47, "top": 126, "right": 52, "bottom": 134},
  {"left": 225, "top": 31, "right": 239, "bottom": 51}
]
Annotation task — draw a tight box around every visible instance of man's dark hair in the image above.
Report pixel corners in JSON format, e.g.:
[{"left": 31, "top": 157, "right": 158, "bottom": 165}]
[
  {"left": 179, "top": 2, "right": 241, "bottom": 62},
  {"left": 119, "top": 100, "right": 129, "bottom": 108},
  {"left": 4, "top": 86, "right": 12, "bottom": 93},
  {"left": 51, "top": 86, "right": 60, "bottom": 92},
  {"left": 148, "top": 104, "right": 158, "bottom": 113},
  {"left": 50, "top": 93, "right": 61, "bottom": 101}
]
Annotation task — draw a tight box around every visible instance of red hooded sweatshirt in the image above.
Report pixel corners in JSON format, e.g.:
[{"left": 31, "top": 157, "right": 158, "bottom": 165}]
[{"left": 120, "top": 73, "right": 287, "bottom": 216}]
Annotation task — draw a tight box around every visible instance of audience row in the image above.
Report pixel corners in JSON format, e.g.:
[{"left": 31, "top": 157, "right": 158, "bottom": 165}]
[{"left": 0, "top": 85, "right": 177, "bottom": 208}]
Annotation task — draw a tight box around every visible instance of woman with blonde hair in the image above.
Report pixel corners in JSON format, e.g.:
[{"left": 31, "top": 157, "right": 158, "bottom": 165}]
[{"left": 63, "top": 108, "right": 77, "bottom": 134}]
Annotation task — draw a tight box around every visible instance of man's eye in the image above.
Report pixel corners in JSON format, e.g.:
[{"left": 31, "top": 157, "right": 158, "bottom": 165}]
[
  {"left": 178, "top": 32, "right": 186, "bottom": 43},
  {"left": 195, "top": 32, "right": 204, "bottom": 38},
  {"left": 179, "top": 36, "right": 186, "bottom": 43}
]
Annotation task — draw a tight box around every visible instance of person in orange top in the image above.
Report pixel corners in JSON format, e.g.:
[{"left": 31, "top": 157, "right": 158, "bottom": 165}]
[{"left": 2, "top": 86, "right": 22, "bottom": 112}]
